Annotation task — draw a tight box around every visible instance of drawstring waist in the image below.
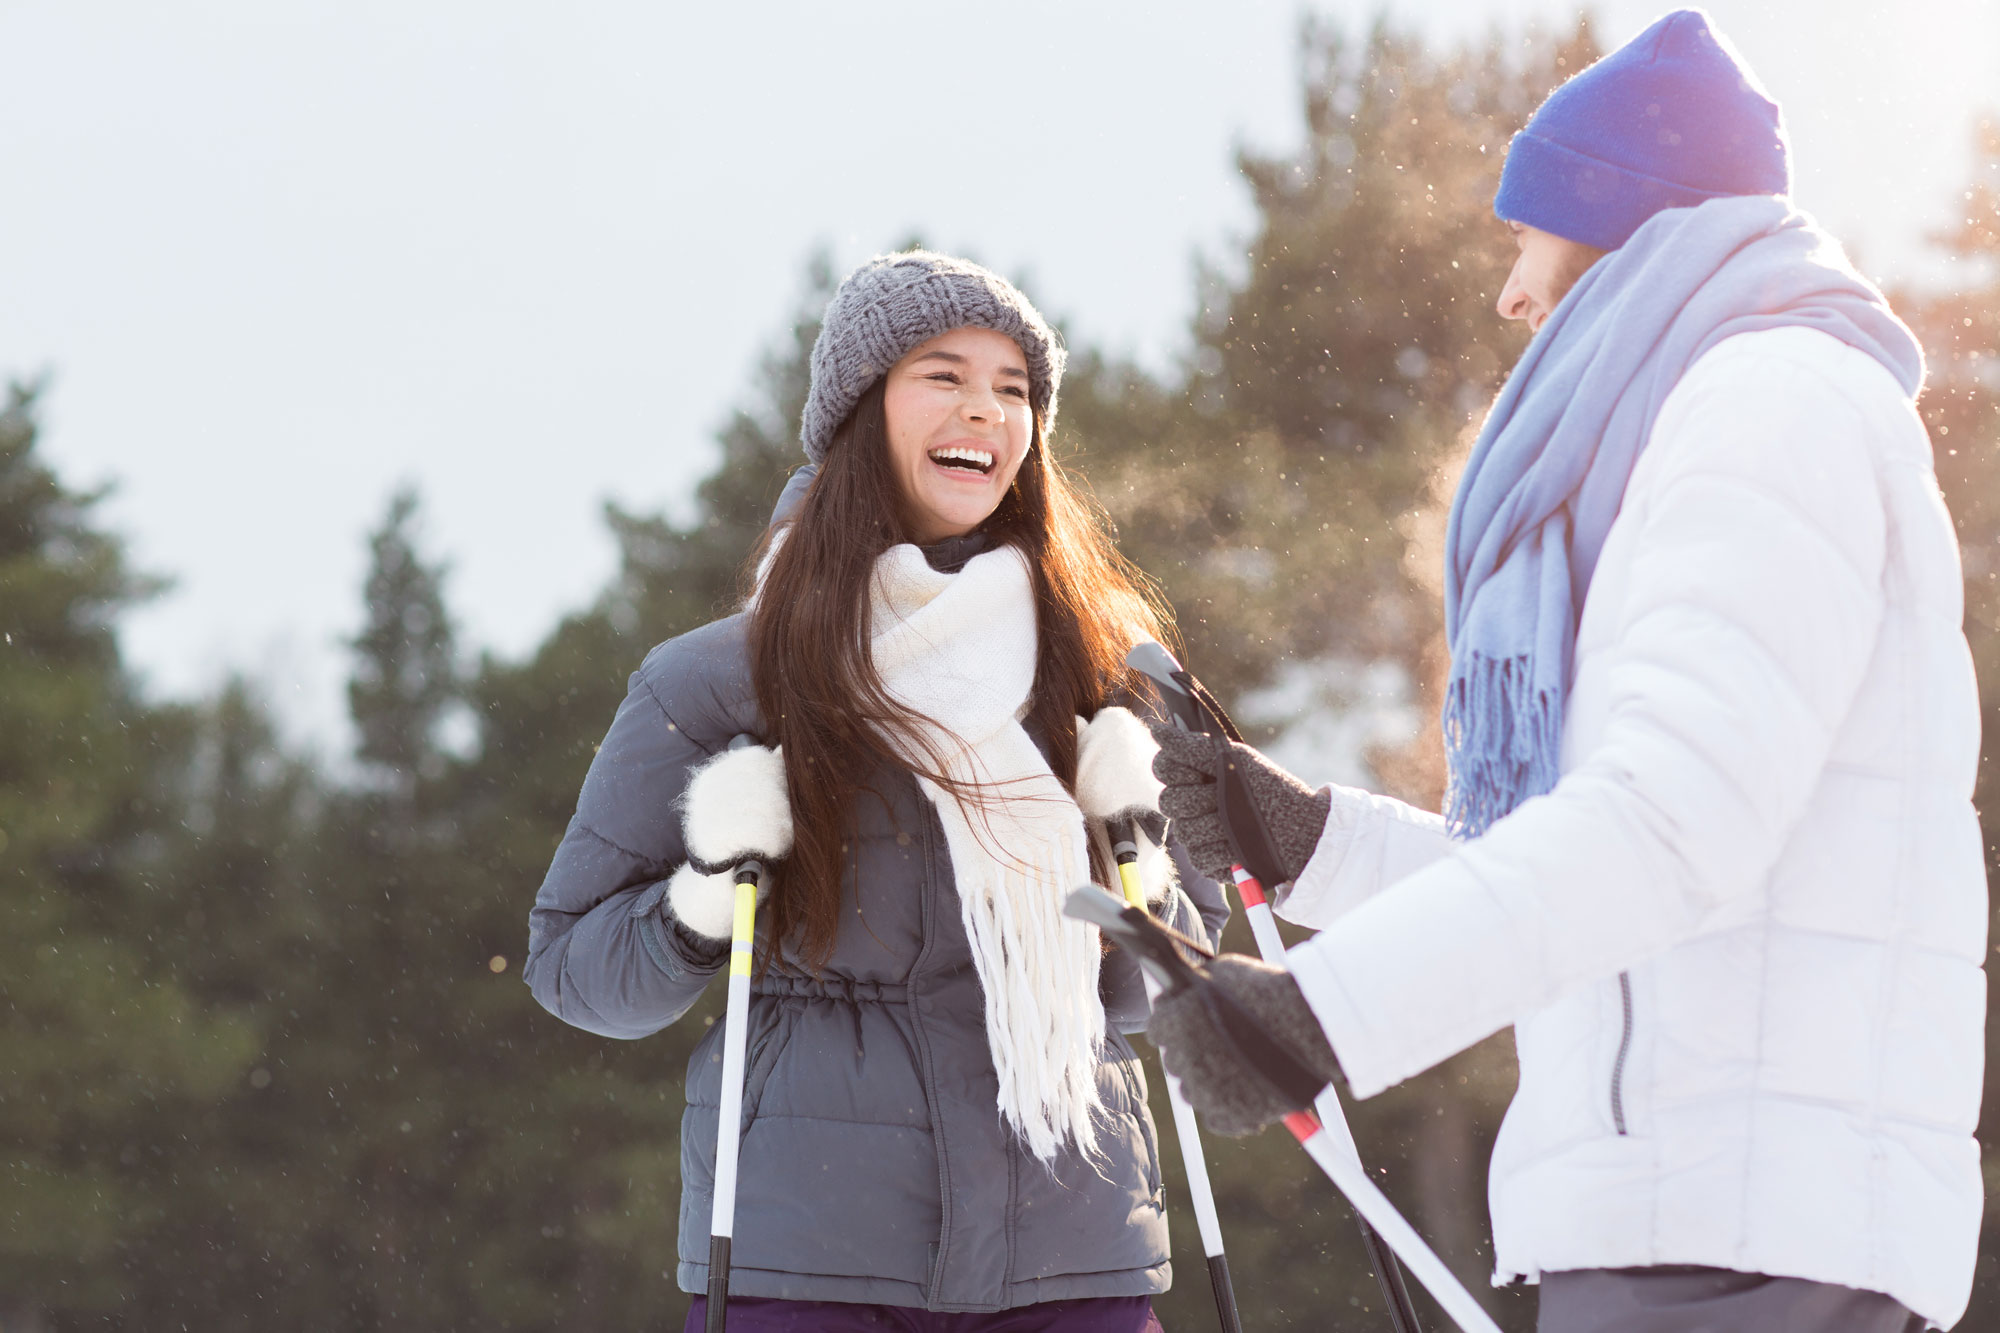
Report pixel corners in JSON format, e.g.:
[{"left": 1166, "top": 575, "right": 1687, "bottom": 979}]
[{"left": 752, "top": 975, "right": 909, "bottom": 1004}]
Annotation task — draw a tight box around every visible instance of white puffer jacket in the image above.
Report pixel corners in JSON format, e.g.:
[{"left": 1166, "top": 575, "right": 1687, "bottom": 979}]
[{"left": 1281, "top": 326, "right": 1985, "bottom": 1329}]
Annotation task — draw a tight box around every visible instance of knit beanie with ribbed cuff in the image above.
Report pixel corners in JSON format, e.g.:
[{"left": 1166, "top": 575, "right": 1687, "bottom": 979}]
[
  {"left": 1494, "top": 8, "right": 1790, "bottom": 252},
  {"left": 799, "top": 251, "right": 1065, "bottom": 464}
]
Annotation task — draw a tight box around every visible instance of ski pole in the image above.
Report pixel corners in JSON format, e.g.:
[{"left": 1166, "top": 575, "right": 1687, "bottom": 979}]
[
  {"left": 706, "top": 734, "right": 767, "bottom": 1333},
  {"left": 1106, "top": 814, "right": 1243, "bottom": 1333},
  {"left": 1233, "top": 862, "right": 1421, "bottom": 1333},
  {"left": 1126, "top": 643, "right": 1428, "bottom": 1333},
  {"left": 1067, "top": 888, "right": 1503, "bottom": 1333}
]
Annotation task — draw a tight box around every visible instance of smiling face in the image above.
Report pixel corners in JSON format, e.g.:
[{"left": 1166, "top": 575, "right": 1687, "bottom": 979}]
[
  {"left": 1495, "top": 221, "right": 1608, "bottom": 333},
  {"left": 880, "top": 325, "right": 1034, "bottom": 545}
]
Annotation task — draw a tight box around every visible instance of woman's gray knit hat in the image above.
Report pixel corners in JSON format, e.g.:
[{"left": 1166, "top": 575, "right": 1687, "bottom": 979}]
[{"left": 800, "top": 251, "right": 1066, "bottom": 464}]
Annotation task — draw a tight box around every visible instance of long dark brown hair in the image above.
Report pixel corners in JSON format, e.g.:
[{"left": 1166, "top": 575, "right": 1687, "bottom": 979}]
[{"left": 746, "top": 375, "right": 1176, "bottom": 967}]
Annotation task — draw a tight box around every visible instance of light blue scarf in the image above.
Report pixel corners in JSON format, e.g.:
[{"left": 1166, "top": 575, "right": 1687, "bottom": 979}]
[{"left": 1440, "top": 195, "right": 1923, "bottom": 839}]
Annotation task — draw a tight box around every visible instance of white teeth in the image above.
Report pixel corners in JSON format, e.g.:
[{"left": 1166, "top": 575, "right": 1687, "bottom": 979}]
[{"left": 928, "top": 446, "right": 994, "bottom": 472}]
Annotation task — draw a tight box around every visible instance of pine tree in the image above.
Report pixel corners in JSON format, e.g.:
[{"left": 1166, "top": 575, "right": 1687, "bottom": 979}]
[
  {"left": 0, "top": 383, "right": 257, "bottom": 1325},
  {"left": 111, "top": 678, "right": 333, "bottom": 1330},
  {"left": 302, "top": 486, "right": 481, "bottom": 1328},
  {"left": 348, "top": 486, "right": 458, "bottom": 793}
]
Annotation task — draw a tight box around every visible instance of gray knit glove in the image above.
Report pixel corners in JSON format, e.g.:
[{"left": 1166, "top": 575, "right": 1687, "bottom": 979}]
[
  {"left": 1146, "top": 955, "right": 1343, "bottom": 1137},
  {"left": 1149, "top": 724, "right": 1331, "bottom": 887}
]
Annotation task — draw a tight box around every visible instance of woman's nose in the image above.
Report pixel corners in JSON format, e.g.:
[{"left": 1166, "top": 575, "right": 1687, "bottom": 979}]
[{"left": 961, "top": 384, "right": 1005, "bottom": 423}]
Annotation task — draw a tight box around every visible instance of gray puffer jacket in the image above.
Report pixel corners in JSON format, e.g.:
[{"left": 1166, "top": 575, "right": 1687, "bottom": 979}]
[{"left": 524, "top": 611, "right": 1227, "bottom": 1312}]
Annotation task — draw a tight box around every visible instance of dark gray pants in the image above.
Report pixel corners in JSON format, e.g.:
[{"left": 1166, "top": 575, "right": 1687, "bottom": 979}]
[{"left": 1538, "top": 1266, "right": 1924, "bottom": 1333}]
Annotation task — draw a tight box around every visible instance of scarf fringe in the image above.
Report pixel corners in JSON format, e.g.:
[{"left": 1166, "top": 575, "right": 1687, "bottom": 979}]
[
  {"left": 1441, "top": 652, "right": 1562, "bottom": 841},
  {"left": 954, "top": 823, "right": 1107, "bottom": 1162}
]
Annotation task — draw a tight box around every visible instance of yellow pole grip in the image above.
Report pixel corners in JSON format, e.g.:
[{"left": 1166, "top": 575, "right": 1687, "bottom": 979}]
[
  {"left": 730, "top": 879, "right": 757, "bottom": 978},
  {"left": 1116, "top": 858, "right": 1146, "bottom": 910}
]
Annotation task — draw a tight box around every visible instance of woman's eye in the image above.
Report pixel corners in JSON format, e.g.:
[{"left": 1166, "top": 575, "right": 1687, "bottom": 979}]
[
  {"left": 926, "top": 372, "right": 962, "bottom": 385},
  {"left": 1001, "top": 385, "right": 1028, "bottom": 398}
]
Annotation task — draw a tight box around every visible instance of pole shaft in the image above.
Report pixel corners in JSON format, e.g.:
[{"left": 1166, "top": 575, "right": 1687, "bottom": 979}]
[
  {"left": 708, "top": 870, "right": 760, "bottom": 1329},
  {"left": 1119, "top": 833, "right": 1239, "bottom": 1330},
  {"left": 1285, "top": 1115, "right": 1500, "bottom": 1333},
  {"left": 1238, "top": 875, "right": 1430, "bottom": 1333},
  {"left": 1158, "top": 1045, "right": 1227, "bottom": 1258},
  {"left": 1360, "top": 1218, "right": 1424, "bottom": 1333}
]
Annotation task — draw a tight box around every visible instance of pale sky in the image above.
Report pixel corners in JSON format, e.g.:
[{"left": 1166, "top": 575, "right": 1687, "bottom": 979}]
[{"left": 3, "top": 0, "right": 1995, "bottom": 752}]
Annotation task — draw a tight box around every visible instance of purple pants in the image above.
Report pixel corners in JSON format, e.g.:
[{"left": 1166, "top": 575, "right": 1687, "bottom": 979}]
[{"left": 682, "top": 1295, "right": 1163, "bottom": 1332}]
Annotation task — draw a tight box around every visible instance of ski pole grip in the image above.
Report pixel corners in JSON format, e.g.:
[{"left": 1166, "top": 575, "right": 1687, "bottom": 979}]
[{"left": 1126, "top": 642, "right": 1206, "bottom": 734}]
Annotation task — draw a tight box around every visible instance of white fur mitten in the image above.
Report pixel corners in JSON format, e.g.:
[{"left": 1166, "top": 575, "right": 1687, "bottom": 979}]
[
  {"left": 1078, "top": 706, "right": 1164, "bottom": 822},
  {"left": 665, "top": 863, "right": 762, "bottom": 943},
  {"left": 681, "top": 742, "right": 794, "bottom": 871},
  {"left": 670, "top": 742, "right": 793, "bottom": 942},
  {"left": 1075, "top": 707, "right": 1177, "bottom": 905}
]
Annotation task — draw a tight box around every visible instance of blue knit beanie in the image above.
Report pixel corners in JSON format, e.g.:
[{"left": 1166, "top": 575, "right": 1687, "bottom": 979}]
[{"left": 1495, "top": 9, "right": 1790, "bottom": 251}]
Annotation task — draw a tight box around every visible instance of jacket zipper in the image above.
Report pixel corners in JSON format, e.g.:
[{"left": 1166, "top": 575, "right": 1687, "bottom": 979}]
[
  {"left": 1610, "top": 971, "right": 1634, "bottom": 1136},
  {"left": 912, "top": 799, "right": 967, "bottom": 1308}
]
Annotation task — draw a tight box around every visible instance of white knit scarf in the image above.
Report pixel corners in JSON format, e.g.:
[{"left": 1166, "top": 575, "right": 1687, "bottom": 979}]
[{"left": 867, "top": 543, "right": 1106, "bottom": 1162}]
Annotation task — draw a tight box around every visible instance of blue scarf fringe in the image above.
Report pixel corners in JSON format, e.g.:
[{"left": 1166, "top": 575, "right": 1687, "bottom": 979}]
[{"left": 1442, "top": 652, "right": 1562, "bottom": 841}]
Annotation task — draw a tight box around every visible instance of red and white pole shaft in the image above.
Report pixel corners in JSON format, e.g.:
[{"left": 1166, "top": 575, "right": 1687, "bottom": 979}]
[{"left": 1231, "top": 867, "right": 1496, "bottom": 1333}]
